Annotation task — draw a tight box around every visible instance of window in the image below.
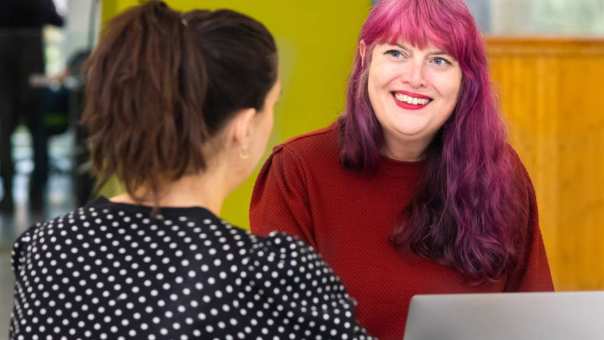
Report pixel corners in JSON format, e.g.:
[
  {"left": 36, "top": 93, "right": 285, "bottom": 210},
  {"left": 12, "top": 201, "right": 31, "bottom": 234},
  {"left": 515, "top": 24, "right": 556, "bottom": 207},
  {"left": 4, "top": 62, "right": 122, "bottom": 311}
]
[{"left": 466, "top": 0, "right": 604, "bottom": 36}]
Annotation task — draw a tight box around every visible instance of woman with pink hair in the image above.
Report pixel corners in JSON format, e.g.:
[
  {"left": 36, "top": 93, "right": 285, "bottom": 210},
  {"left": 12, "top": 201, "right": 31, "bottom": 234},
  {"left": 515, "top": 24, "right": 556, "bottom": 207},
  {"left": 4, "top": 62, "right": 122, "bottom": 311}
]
[{"left": 251, "top": 0, "right": 554, "bottom": 339}]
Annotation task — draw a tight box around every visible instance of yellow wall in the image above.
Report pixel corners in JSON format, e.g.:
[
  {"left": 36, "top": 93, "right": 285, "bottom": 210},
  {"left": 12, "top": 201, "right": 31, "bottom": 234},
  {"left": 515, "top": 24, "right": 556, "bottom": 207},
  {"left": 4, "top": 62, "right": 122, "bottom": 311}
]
[
  {"left": 488, "top": 37, "right": 604, "bottom": 290},
  {"left": 100, "top": 0, "right": 371, "bottom": 228}
]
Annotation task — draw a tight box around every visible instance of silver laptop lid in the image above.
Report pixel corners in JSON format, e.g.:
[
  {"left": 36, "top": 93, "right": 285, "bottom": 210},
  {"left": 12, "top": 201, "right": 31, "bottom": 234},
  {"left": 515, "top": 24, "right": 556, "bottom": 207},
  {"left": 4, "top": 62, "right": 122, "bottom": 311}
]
[{"left": 404, "top": 291, "right": 604, "bottom": 340}]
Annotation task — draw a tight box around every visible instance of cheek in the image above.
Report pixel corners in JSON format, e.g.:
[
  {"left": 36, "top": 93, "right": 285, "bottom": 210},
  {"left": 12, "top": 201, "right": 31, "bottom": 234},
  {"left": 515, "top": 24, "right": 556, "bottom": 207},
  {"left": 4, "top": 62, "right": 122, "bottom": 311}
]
[
  {"left": 264, "top": 111, "right": 274, "bottom": 136},
  {"left": 259, "top": 112, "right": 274, "bottom": 146},
  {"left": 369, "top": 63, "right": 399, "bottom": 90},
  {"left": 431, "top": 74, "right": 462, "bottom": 101},
  {"left": 368, "top": 69, "right": 398, "bottom": 116},
  {"left": 269, "top": 110, "right": 275, "bottom": 130},
  {"left": 448, "top": 70, "right": 463, "bottom": 97}
]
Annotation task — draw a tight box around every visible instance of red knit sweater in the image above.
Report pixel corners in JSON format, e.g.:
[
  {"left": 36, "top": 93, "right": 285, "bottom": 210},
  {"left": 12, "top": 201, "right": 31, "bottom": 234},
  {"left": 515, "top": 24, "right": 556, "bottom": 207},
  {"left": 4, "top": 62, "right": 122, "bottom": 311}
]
[{"left": 250, "top": 124, "right": 554, "bottom": 340}]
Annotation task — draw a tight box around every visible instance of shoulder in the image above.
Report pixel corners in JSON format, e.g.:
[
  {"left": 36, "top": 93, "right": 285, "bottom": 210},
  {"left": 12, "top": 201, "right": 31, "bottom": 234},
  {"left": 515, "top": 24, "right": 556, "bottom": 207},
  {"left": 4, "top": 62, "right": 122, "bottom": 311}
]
[
  {"left": 503, "top": 144, "right": 534, "bottom": 190},
  {"left": 13, "top": 203, "right": 108, "bottom": 239},
  {"left": 11, "top": 206, "right": 92, "bottom": 268},
  {"left": 246, "top": 231, "right": 348, "bottom": 294},
  {"left": 501, "top": 144, "right": 538, "bottom": 238},
  {"left": 247, "top": 231, "right": 324, "bottom": 268},
  {"left": 250, "top": 231, "right": 324, "bottom": 264},
  {"left": 236, "top": 232, "right": 374, "bottom": 338},
  {"left": 262, "top": 123, "right": 342, "bottom": 178},
  {"left": 504, "top": 144, "right": 525, "bottom": 167},
  {"left": 273, "top": 123, "right": 339, "bottom": 158}
]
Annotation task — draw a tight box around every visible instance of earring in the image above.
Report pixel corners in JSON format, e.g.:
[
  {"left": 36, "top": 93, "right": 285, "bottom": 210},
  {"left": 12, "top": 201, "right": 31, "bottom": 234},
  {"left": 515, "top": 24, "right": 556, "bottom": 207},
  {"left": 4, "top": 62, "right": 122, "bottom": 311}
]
[{"left": 240, "top": 145, "right": 250, "bottom": 159}]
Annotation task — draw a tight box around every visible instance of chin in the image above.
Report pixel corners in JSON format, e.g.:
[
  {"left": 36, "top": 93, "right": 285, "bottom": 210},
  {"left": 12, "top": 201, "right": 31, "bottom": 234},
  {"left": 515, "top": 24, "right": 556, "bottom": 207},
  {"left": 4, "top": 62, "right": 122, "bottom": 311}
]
[{"left": 393, "top": 126, "right": 429, "bottom": 139}]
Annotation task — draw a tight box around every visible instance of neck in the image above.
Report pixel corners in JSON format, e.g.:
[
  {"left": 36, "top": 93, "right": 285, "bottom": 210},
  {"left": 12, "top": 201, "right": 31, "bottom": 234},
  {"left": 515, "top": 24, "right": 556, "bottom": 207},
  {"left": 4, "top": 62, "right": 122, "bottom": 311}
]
[
  {"left": 111, "top": 163, "right": 231, "bottom": 216},
  {"left": 382, "top": 137, "right": 429, "bottom": 162}
]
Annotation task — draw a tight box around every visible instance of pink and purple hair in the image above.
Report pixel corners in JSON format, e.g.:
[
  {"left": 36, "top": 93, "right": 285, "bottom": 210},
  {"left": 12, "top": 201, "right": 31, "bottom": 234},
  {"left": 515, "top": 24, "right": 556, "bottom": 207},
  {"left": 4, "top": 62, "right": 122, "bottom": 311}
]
[{"left": 339, "top": 0, "right": 529, "bottom": 283}]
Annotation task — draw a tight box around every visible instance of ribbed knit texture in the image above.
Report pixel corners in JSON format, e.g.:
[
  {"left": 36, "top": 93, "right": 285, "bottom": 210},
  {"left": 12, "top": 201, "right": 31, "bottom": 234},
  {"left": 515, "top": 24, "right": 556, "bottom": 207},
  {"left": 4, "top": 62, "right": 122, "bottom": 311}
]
[{"left": 251, "top": 124, "right": 553, "bottom": 340}]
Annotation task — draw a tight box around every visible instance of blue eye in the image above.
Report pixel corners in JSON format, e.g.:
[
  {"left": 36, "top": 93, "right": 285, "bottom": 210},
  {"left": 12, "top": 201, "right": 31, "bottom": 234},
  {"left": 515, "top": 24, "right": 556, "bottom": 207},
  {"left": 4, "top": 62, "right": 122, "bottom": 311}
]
[
  {"left": 384, "top": 49, "right": 405, "bottom": 58},
  {"left": 431, "top": 56, "right": 452, "bottom": 66}
]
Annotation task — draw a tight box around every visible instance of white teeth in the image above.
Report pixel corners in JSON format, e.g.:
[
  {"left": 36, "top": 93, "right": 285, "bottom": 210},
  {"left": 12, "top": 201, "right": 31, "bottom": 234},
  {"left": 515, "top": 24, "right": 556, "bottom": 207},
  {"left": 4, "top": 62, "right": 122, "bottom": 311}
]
[{"left": 394, "top": 93, "right": 430, "bottom": 105}]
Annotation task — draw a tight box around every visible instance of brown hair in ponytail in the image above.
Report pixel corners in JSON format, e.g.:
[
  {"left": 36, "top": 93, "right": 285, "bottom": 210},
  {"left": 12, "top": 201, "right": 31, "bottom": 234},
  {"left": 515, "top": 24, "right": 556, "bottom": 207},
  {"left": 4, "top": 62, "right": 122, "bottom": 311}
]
[{"left": 82, "top": 1, "right": 277, "bottom": 204}]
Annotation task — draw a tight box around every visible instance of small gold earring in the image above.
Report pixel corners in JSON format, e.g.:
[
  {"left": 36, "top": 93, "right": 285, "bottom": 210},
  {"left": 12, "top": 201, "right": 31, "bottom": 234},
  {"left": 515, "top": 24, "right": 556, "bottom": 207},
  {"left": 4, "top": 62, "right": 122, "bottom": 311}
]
[{"left": 240, "top": 146, "right": 250, "bottom": 159}]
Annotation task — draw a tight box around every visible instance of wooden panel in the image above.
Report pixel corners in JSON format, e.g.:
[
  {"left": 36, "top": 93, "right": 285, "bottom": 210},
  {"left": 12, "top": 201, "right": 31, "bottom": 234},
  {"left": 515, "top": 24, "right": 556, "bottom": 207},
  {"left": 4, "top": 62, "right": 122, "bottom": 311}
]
[{"left": 487, "top": 37, "right": 604, "bottom": 290}]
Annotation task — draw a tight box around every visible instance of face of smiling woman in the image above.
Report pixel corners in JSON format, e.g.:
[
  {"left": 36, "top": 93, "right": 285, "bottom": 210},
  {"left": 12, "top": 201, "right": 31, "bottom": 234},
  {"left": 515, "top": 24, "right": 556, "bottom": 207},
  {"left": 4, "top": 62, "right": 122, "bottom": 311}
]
[{"left": 364, "top": 41, "right": 463, "bottom": 161}]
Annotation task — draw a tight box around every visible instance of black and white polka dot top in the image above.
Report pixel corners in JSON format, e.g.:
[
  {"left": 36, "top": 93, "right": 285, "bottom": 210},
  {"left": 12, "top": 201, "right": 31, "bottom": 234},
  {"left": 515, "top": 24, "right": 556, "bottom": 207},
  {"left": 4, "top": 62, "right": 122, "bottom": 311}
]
[{"left": 10, "top": 197, "right": 374, "bottom": 340}]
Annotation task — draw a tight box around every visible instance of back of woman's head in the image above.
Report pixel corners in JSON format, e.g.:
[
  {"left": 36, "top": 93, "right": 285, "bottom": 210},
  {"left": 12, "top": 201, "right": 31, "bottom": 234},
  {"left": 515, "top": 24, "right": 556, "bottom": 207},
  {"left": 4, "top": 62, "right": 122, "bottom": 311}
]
[
  {"left": 340, "top": 0, "right": 526, "bottom": 283},
  {"left": 83, "top": 1, "right": 277, "bottom": 201}
]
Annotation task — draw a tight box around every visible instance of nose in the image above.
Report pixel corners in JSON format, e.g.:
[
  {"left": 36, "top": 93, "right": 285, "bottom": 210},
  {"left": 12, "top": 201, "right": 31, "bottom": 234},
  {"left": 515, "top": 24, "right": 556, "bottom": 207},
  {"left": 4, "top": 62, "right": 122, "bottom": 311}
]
[{"left": 402, "top": 59, "right": 426, "bottom": 89}]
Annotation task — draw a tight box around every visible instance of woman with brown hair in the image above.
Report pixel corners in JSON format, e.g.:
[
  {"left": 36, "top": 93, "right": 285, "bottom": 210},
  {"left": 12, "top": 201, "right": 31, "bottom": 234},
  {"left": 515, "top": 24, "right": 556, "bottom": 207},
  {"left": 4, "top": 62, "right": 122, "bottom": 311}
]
[{"left": 9, "top": 2, "right": 373, "bottom": 339}]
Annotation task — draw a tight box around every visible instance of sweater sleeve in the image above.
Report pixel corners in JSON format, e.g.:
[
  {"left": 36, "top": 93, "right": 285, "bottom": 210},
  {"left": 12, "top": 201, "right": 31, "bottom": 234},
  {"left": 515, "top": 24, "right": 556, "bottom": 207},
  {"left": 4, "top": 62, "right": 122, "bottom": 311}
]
[
  {"left": 243, "top": 232, "right": 374, "bottom": 339},
  {"left": 505, "top": 154, "right": 555, "bottom": 291},
  {"left": 250, "top": 145, "right": 317, "bottom": 247},
  {"left": 9, "top": 225, "right": 36, "bottom": 337}
]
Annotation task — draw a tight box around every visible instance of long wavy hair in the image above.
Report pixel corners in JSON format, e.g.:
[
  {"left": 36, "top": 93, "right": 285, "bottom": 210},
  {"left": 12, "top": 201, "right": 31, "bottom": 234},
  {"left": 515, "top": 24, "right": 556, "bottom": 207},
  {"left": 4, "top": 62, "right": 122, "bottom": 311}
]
[{"left": 339, "top": 0, "right": 528, "bottom": 283}]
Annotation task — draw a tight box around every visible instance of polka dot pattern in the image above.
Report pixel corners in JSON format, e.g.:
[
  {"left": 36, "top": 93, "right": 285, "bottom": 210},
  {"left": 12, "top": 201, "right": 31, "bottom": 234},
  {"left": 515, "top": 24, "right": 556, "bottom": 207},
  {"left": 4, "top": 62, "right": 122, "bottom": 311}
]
[{"left": 9, "top": 198, "right": 374, "bottom": 339}]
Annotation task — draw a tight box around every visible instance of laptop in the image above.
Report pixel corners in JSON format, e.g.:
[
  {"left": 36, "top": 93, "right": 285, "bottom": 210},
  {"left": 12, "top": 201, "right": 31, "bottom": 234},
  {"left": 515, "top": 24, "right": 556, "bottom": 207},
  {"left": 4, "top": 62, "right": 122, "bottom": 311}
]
[{"left": 403, "top": 291, "right": 604, "bottom": 340}]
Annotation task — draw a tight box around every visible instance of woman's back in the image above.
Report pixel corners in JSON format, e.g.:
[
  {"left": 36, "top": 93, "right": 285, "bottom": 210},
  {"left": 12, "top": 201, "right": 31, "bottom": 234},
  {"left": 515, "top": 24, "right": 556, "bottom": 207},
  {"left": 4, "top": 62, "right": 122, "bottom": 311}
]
[
  {"left": 9, "top": 2, "right": 374, "bottom": 338},
  {"left": 11, "top": 198, "right": 370, "bottom": 339}
]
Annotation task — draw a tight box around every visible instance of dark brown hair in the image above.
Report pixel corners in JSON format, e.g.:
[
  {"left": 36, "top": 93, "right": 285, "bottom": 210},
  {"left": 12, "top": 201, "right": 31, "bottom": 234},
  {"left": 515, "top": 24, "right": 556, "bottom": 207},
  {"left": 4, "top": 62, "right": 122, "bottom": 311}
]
[{"left": 82, "top": 1, "right": 278, "bottom": 203}]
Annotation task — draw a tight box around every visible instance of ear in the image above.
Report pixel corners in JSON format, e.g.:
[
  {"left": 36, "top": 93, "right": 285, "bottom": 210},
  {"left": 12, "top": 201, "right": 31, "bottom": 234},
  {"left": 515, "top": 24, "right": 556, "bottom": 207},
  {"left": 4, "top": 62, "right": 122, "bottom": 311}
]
[
  {"left": 359, "top": 40, "right": 367, "bottom": 65},
  {"left": 227, "top": 108, "right": 256, "bottom": 149}
]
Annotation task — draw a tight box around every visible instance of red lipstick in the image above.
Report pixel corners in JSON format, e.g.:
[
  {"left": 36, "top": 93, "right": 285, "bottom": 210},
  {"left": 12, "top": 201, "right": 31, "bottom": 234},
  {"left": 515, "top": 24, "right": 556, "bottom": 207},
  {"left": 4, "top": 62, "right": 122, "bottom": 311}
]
[{"left": 392, "top": 91, "right": 432, "bottom": 110}]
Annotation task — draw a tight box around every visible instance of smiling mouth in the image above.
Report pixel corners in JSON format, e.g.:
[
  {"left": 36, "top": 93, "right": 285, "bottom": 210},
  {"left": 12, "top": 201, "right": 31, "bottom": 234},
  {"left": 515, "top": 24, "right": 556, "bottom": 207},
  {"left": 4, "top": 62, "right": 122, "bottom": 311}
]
[{"left": 392, "top": 91, "right": 433, "bottom": 109}]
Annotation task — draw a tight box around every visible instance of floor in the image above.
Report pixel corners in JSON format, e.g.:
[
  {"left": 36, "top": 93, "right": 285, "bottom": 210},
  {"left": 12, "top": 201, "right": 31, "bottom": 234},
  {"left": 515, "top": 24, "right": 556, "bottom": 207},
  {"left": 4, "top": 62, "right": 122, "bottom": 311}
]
[{"left": 0, "top": 128, "right": 76, "bottom": 337}]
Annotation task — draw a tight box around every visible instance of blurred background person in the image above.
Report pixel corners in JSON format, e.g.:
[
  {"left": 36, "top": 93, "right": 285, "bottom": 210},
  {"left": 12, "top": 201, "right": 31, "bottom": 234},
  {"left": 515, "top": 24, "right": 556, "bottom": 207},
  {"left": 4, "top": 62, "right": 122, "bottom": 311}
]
[{"left": 0, "top": 0, "right": 64, "bottom": 214}]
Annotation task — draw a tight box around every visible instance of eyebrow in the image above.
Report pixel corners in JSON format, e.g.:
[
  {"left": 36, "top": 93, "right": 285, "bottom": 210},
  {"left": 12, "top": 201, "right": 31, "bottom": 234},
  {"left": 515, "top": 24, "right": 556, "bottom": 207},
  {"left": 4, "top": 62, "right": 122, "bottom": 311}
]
[
  {"left": 392, "top": 43, "right": 451, "bottom": 57},
  {"left": 394, "top": 43, "right": 411, "bottom": 53},
  {"left": 429, "top": 50, "right": 451, "bottom": 57}
]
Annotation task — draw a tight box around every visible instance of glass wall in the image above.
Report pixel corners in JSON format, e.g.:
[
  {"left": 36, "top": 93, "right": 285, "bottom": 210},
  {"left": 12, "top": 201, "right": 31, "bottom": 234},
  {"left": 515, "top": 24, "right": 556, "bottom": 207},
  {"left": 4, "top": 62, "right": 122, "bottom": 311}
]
[
  {"left": 45, "top": 0, "right": 100, "bottom": 76},
  {"left": 466, "top": 0, "right": 604, "bottom": 36}
]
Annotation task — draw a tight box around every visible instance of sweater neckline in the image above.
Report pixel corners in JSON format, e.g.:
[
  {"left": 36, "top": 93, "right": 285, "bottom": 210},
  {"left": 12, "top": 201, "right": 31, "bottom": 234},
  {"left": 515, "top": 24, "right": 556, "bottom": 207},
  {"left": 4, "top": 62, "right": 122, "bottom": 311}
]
[
  {"left": 376, "top": 154, "right": 426, "bottom": 178},
  {"left": 88, "top": 196, "right": 218, "bottom": 219}
]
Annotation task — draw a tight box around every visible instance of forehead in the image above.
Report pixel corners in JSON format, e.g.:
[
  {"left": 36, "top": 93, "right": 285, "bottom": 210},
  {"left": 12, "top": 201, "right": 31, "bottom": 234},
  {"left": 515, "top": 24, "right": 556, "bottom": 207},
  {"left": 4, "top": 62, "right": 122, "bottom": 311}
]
[
  {"left": 376, "top": 40, "right": 446, "bottom": 52},
  {"left": 363, "top": 1, "right": 467, "bottom": 61}
]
